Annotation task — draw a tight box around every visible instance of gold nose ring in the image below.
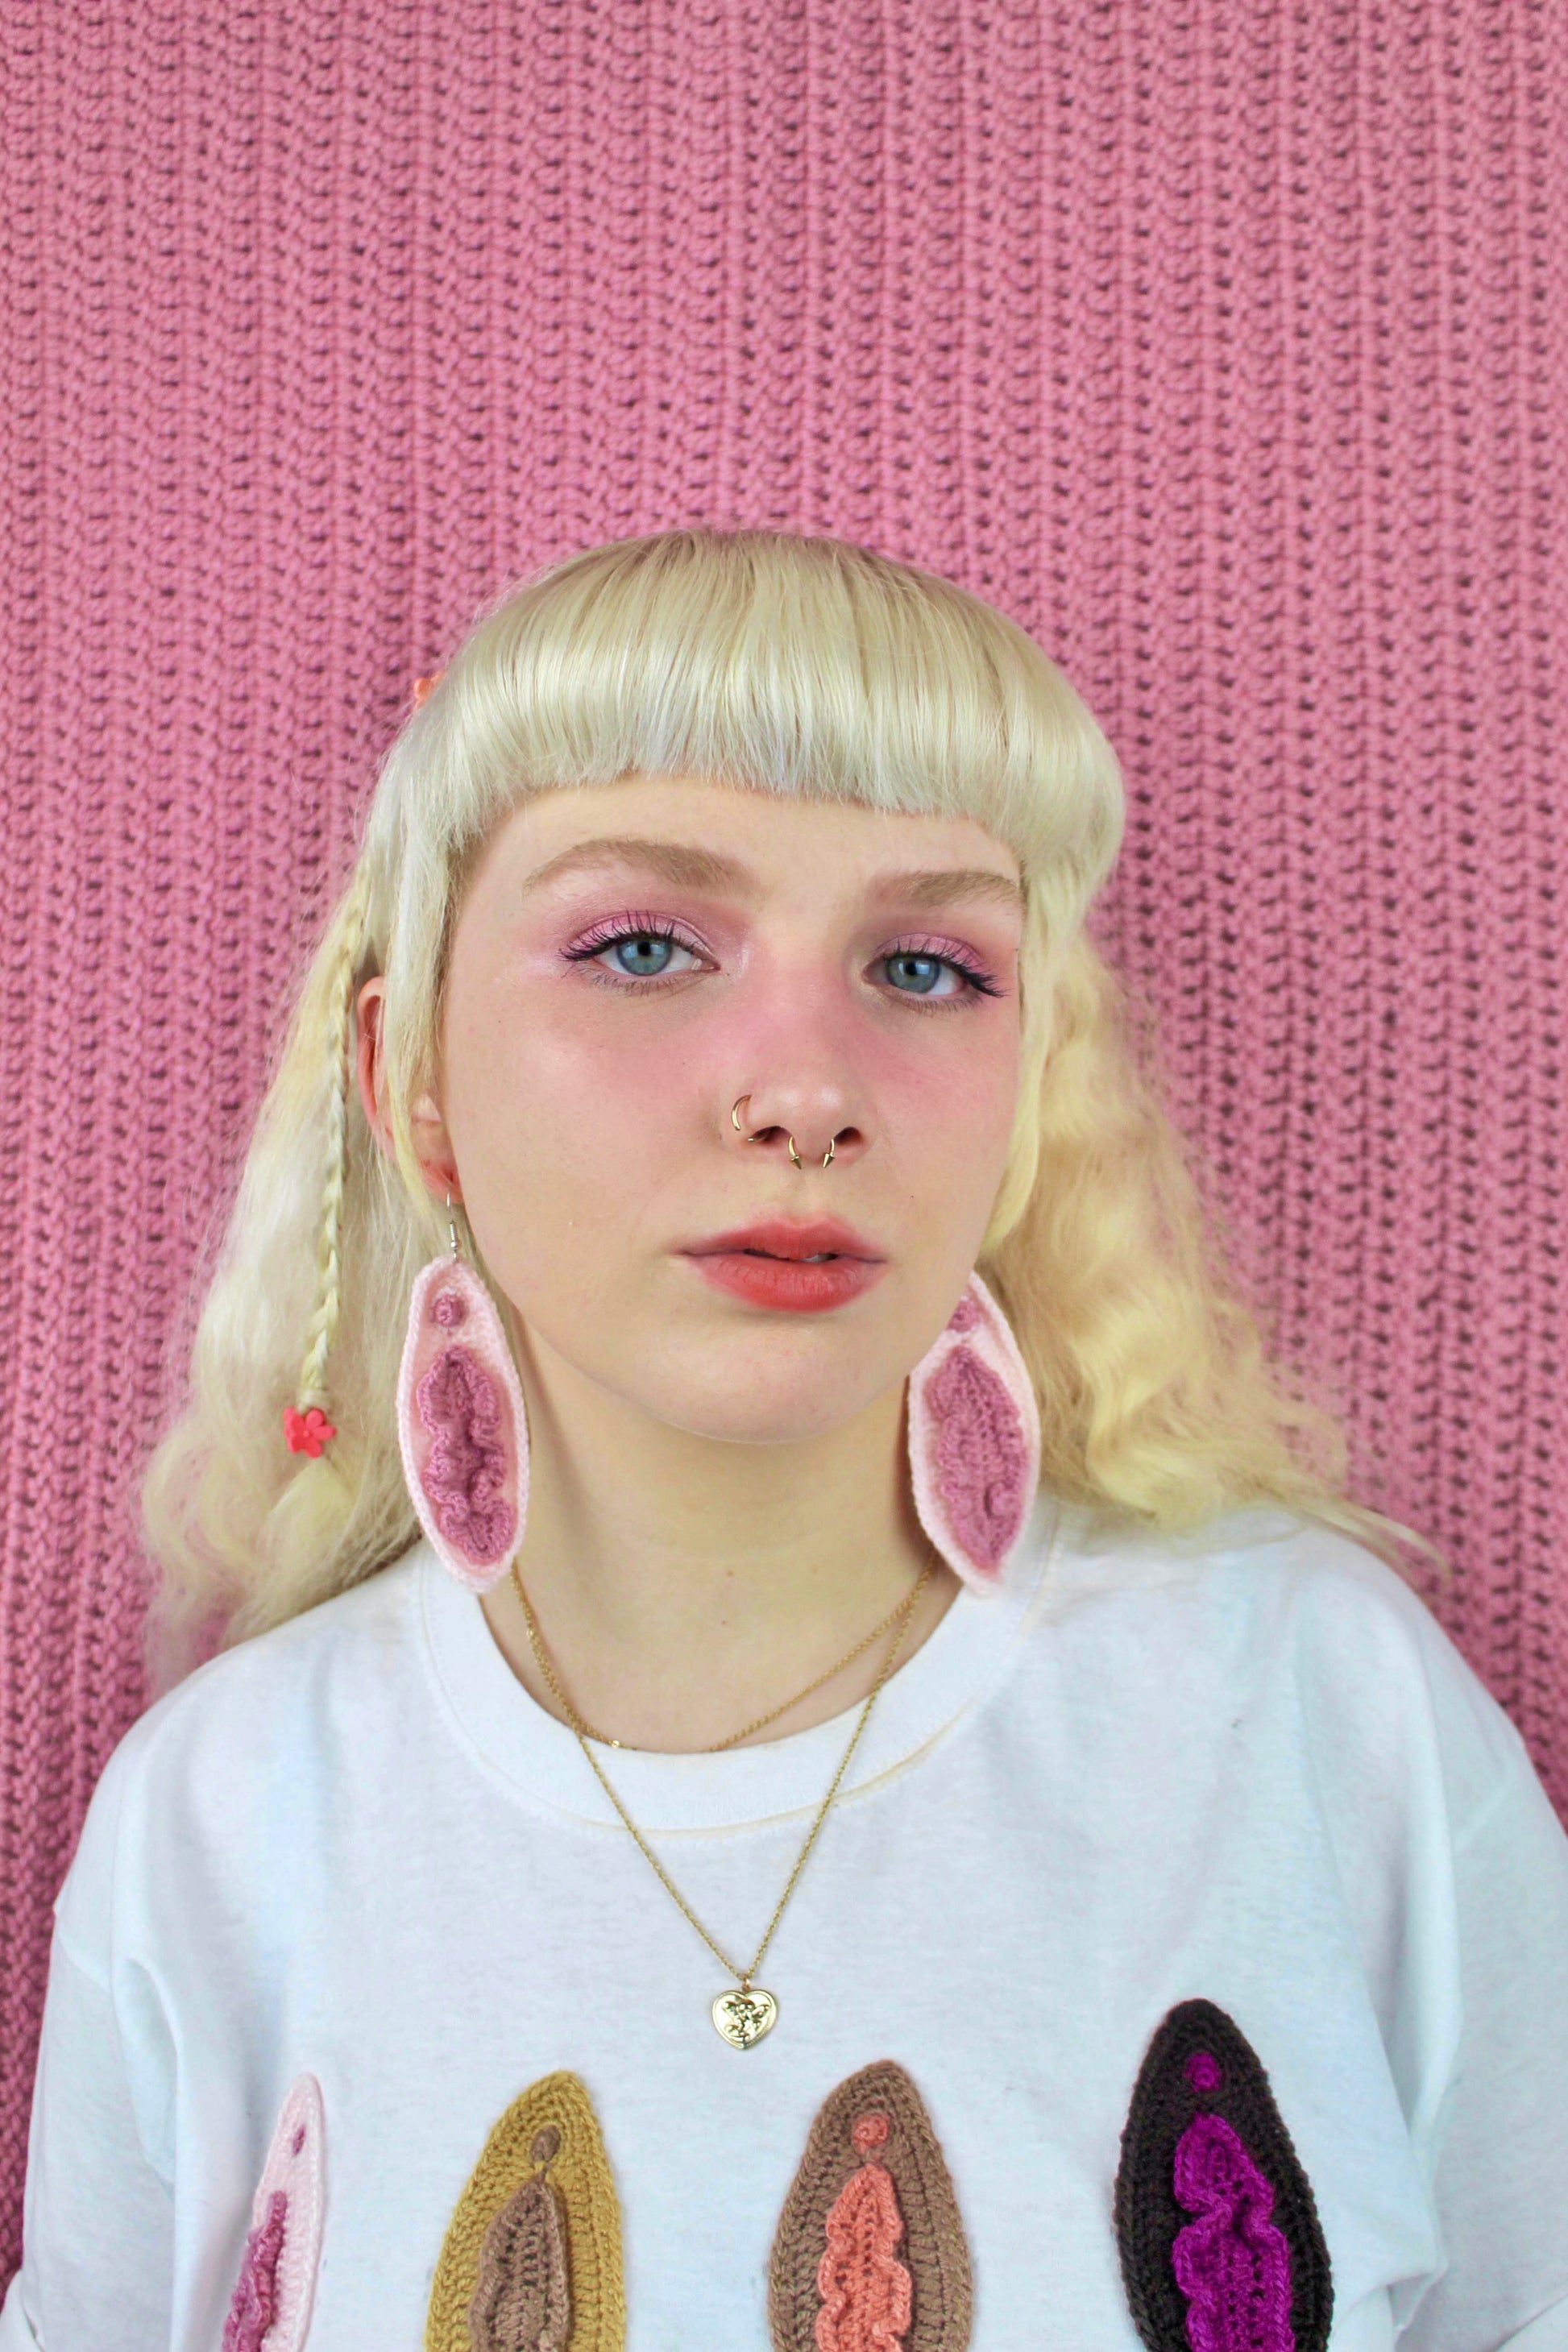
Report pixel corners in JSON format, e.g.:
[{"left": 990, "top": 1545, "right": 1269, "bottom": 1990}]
[{"left": 733, "top": 1097, "right": 836, "bottom": 1169}]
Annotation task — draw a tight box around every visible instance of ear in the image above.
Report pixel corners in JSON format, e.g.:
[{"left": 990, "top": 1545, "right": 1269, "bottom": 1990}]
[
  {"left": 355, "top": 976, "right": 390, "bottom": 1143},
  {"left": 355, "top": 977, "right": 459, "bottom": 1201}
]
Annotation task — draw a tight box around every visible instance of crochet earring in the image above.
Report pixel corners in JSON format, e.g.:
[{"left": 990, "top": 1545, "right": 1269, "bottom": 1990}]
[
  {"left": 395, "top": 1193, "right": 531, "bottom": 1594},
  {"left": 906, "top": 1272, "right": 1040, "bottom": 1591}
]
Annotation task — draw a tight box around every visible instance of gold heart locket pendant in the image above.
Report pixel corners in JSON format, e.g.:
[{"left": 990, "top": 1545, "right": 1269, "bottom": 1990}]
[{"left": 711, "top": 1985, "right": 779, "bottom": 2049}]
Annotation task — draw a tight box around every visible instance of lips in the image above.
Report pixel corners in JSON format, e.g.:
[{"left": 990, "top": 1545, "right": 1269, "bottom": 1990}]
[{"left": 687, "top": 1217, "right": 882, "bottom": 1264}]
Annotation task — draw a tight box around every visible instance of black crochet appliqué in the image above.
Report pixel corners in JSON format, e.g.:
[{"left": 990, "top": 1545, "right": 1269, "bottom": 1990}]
[{"left": 1113, "top": 1998, "right": 1334, "bottom": 2351}]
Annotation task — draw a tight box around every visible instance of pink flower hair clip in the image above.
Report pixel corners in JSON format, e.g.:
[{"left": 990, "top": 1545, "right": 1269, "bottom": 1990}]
[{"left": 283, "top": 1405, "right": 336, "bottom": 1458}]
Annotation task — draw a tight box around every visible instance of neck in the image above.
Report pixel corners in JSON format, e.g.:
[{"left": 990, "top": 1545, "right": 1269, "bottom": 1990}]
[{"left": 478, "top": 1322, "right": 958, "bottom": 1753}]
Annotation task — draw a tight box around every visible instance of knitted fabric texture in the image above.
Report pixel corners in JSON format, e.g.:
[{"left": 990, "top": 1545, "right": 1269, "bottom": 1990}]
[
  {"left": 396, "top": 1256, "right": 530, "bottom": 1592},
  {"left": 1171, "top": 2113, "right": 1293, "bottom": 2350},
  {"left": 220, "top": 2073, "right": 326, "bottom": 2352},
  {"left": 417, "top": 1346, "right": 513, "bottom": 1549},
  {"left": 222, "top": 2191, "right": 288, "bottom": 2352},
  {"left": 425, "top": 2072, "right": 624, "bottom": 2352},
  {"left": 4, "top": 0, "right": 1564, "bottom": 2292},
  {"left": 1114, "top": 2000, "right": 1333, "bottom": 2351},
  {"left": 906, "top": 1275, "right": 1040, "bottom": 1589},
  {"left": 467, "top": 2129, "right": 572, "bottom": 2352},
  {"left": 769, "top": 2062, "right": 972, "bottom": 2352},
  {"left": 813, "top": 2113, "right": 915, "bottom": 2352}
]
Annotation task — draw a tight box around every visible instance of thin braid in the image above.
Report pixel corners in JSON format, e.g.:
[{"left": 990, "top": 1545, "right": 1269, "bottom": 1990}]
[{"left": 286, "top": 865, "right": 372, "bottom": 1454}]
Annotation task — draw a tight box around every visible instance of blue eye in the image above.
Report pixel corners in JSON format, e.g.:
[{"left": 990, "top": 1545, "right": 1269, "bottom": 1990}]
[
  {"left": 885, "top": 952, "right": 948, "bottom": 995},
  {"left": 610, "top": 934, "right": 676, "bottom": 977},
  {"left": 877, "top": 942, "right": 1001, "bottom": 1002},
  {"left": 565, "top": 917, "right": 709, "bottom": 984},
  {"left": 569, "top": 922, "right": 994, "bottom": 1000}
]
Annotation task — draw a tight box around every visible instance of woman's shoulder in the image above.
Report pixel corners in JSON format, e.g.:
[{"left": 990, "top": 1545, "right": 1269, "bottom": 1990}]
[
  {"left": 1043, "top": 1495, "right": 1545, "bottom": 1840},
  {"left": 53, "top": 1545, "right": 430, "bottom": 1964},
  {"left": 1044, "top": 1490, "right": 1433, "bottom": 1639},
  {"left": 137, "top": 1541, "right": 427, "bottom": 1757}
]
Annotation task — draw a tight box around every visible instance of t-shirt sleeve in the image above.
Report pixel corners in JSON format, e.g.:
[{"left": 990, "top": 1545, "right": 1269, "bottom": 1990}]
[
  {"left": 0, "top": 1932, "right": 174, "bottom": 2352},
  {"left": 1396, "top": 1714, "right": 1568, "bottom": 2348},
  {"left": 0, "top": 1730, "right": 176, "bottom": 2352}
]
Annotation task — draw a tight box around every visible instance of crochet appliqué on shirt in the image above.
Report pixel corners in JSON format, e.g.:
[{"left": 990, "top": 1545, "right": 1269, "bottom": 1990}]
[
  {"left": 425, "top": 2070, "right": 625, "bottom": 2352},
  {"left": 769, "top": 2060, "right": 973, "bottom": 2352},
  {"left": 467, "top": 2127, "right": 570, "bottom": 2352},
  {"left": 221, "top": 2072, "right": 326, "bottom": 2352},
  {"left": 1114, "top": 1999, "right": 1334, "bottom": 2351}
]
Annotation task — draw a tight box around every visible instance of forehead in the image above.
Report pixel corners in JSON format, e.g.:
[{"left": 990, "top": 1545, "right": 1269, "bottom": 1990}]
[{"left": 470, "top": 772, "right": 1024, "bottom": 898}]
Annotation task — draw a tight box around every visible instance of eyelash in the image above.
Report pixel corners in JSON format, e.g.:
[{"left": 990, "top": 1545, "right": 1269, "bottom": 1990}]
[{"left": 563, "top": 914, "right": 1002, "bottom": 1006}]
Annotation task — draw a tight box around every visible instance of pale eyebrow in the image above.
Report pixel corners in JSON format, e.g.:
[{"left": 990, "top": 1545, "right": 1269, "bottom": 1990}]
[{"left": 517, "top": 836, "right": 1024, "bottom": 915}]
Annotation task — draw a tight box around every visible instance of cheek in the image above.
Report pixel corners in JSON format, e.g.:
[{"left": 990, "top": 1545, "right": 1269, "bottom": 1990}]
[
  {"left": 446, "top": 985, "right": 702, "bottom": 1213},
  {"left": 865, "top": 1019, "right": 1021, "bottom": 1181},
  {"left": 885, "top": 1022, "right": 1015, "bottom": 1115},
  {"left": 444, "top": 970, "right": 1018, "bottom": 1241}
]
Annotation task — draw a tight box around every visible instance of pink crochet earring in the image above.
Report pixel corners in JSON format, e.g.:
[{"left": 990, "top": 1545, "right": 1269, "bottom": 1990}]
[
  {"left": 906, "top": 1272, "right": 1040, "bottom": 1591},
  {"left": 396, "top": 1193, "right": 530, "bottom": 1593}
]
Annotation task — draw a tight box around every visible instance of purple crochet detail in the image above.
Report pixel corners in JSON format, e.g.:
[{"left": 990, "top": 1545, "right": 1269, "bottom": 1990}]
[
  {"left": 1171, "top": 2113, "right": 1293, "bottom": 2352},
  {"left": 927, "top": 1343, "right": 1030, "bottom": 1570},
  {"left": 433, "top": 1288, "right": 468, "bottom": 1328},
  {"left": 415, "top": 1342, "right": 516, "bottom": 1564},
  {"left": 1187, "top": 2051, "right": 1223, "bottom": 2093},
  {"left": 947, "top": 1292, "right": 982, "bottom": 1334},
  {"left": 222, "top": 2187, "right": 288, "bottom": 2352}
]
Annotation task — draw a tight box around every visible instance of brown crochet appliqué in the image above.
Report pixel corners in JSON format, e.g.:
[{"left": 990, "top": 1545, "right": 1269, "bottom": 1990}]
[
  {"left": 424, "top": 2071, "right": 624, "bottom": 2352},
  {"left": 469, "top": 2128, "right": 570, "bottom": 2352},
  {"left": 769, "top": 2060, "right": 973, "bottom": 2352},
  {"left": 1114, "top": 1999, "right": 1334, "bottom": 2352}
]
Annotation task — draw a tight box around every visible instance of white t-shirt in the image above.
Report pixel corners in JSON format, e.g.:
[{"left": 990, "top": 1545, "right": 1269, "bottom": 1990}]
[{"left": 4, "top": 1493, "right": 1567, "bottom": 2350}]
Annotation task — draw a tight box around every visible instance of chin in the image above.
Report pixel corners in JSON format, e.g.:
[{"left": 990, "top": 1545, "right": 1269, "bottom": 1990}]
[{"left": 641, "top": 1359, "right": 897, "bottom": 1449}]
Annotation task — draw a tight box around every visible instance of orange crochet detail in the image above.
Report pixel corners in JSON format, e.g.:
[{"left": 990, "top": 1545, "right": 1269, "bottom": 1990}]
[
  {"left": 768, "top": 2061, "right": 973, "bottom": 2352},
  {"left": 814, "top": 2112, "right": 912, "bottom": 2351}
]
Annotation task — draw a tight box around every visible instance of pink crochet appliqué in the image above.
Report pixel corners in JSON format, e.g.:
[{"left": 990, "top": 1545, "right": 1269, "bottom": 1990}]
[
  {"left": 223, "top": 2190, "right": 288, "bottom": 2352},
  {"left": 926, "top": 1346, "right": 1030, "bottom": 1571},
  {"left": 906, "top": 1272, "right": 1040, "bottom": 1591},
  {"left": 396, "top": 1255, "right": 530, "bottom": 1593},
  {"left": 1171, "top": 2112, "right": 1294, "bottom": 2352},
  {"left": 416, "top": 1344, "right": 515, "bottom": 1558},
  {"left": 221, "top": 2073, "right": 326, "bottom": 2352},
  {"left": 814, "top": 2113, "right": 913, "bottom": 2352}
]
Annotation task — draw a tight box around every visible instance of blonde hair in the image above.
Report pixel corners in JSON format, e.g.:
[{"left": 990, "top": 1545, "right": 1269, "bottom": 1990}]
[{"left": 139, "top": 526, "right": 1446, "bottom": 1695}]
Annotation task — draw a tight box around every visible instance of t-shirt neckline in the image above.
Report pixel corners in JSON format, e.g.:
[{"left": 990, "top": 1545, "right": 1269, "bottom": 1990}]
[{"left": 416, "top": 1487, "right": 1067, "bottom": 1833}]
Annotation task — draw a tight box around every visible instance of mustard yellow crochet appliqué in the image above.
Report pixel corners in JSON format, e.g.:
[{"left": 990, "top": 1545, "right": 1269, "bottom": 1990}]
[{"left": 425, "top": 2070, "right": 626, "bottom": 2352}]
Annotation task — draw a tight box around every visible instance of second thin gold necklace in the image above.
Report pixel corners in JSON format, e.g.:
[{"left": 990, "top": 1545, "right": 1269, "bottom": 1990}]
[{"left": 511, "top": 1559, "right": 932, "bottom": 2048}]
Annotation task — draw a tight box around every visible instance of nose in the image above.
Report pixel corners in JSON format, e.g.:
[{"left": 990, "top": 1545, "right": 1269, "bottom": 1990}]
[
  {"left": 720, "top": 948, "right": 874, "bottom": 1171},
  {"left": 730, "top": 1093, "right": 865, "bottom": 1170}
]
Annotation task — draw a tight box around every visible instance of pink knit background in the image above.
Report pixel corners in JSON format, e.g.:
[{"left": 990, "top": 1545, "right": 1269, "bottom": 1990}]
[{"left": 2, "top": 0, "right": 1564, "bottom": 2284}]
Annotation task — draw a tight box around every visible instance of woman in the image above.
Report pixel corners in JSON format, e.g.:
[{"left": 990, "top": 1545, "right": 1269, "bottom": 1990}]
[{"left": 4, "top": 529, "right": 1565, "bottom": 2351}]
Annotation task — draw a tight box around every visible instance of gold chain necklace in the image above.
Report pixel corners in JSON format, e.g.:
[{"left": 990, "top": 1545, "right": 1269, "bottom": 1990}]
[
  {"left": 516, "top": 1570, "right": 930, "bottom": 1754},
  {"left": 510, "top": 1558, "right": 932, "bottom": 2048}
]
